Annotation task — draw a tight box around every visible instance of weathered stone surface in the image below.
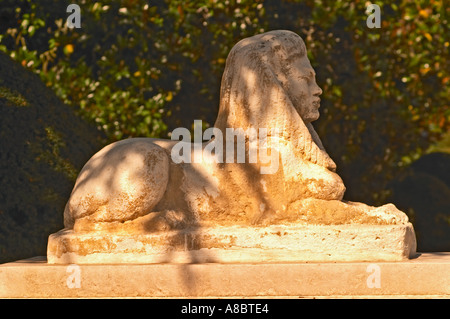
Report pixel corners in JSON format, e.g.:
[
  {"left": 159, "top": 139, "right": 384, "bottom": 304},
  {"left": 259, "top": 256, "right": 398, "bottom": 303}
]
[
  {"left": 1, "top": 253, "right": 449, "bottom": 298},
  {"left": 48, "top": 30, "right": 417, "bottom": 263},
  {"left": 64, "top": 139, "right": 170, "bottom": 228},
  {"left": 47, "top": 223, "right": 416, "bottom": 264}
]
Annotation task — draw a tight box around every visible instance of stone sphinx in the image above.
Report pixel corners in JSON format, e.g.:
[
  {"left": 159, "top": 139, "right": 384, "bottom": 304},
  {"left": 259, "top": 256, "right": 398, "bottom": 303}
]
[{"left": 47, "top": 30, "right": 416, "bottom": 263}]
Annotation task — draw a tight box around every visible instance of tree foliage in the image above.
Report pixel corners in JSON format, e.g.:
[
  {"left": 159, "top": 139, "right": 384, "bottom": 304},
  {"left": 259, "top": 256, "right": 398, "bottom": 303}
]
[{"left": 1, "top": 0, "right": 447, "bottom": 204}]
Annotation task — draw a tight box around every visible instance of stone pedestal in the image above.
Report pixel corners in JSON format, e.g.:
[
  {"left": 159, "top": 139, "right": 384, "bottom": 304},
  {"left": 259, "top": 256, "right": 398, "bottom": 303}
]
[
  {"left": 47, "top": 224, "right": 417, "bottom": 264},
  {"left": 0, "top": 253, "right": 448, "bottom": 298}
]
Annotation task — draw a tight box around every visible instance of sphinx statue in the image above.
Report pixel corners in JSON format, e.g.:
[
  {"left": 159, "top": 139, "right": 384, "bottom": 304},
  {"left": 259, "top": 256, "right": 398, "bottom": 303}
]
[{"left": 48, "top": 30, "right": 416, "bottom": 263}]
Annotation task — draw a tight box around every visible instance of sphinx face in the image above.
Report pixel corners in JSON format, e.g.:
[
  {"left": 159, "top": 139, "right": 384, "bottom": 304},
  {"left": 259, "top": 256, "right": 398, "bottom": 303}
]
[{"left": 285, "top": 55, "right": 323, "bottom": 123}]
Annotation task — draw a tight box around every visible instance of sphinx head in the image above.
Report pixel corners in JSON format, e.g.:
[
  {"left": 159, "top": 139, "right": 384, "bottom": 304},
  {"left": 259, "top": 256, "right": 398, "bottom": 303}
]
[
  {"left": 281, "top": 45, "right": 323, "bottom": 123},
  {"left": 261, "top": 30, "right": 323, "bottom": 123},
  {"left": 222, "top": 30, "right": 323, "bottom": 124},
  {"left": 216, "top": 30, "right": 336, "bottom": 171}
]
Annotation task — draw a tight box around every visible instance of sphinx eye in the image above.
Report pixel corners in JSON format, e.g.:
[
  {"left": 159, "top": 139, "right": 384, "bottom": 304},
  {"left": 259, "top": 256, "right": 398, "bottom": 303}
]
[
  {"left": 299, "top": 72, "right": 316, "bottom": 83},
  {"left": 300, "top": 70, "right": 316, "bottom": 81}
]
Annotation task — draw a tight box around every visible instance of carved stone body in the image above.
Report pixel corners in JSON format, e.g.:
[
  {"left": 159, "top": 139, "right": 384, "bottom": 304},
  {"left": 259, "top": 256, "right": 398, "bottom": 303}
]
[{"left": 64, "top": 30, "right": 409, "bottom": 233}]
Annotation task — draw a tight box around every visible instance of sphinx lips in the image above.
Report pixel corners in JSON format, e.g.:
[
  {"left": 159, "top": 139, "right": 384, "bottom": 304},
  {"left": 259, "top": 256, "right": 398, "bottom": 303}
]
[{"left": 312, "top": 99, "right": 321, "bottom": 108}]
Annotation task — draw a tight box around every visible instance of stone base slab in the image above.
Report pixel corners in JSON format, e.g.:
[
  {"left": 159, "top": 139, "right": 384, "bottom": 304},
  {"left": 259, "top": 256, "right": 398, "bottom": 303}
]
[
  {"left": 0, "top": 253, "right": 449, "bottom": 298},
  {"left": 47, "top": 223, "right": 417, "bottom": 264}
]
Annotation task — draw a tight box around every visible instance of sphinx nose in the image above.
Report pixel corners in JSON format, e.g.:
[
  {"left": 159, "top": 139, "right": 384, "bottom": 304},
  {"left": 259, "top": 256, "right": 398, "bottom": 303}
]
[{"left": 312, "top": 83, "right": 322, "bottom": 96}]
